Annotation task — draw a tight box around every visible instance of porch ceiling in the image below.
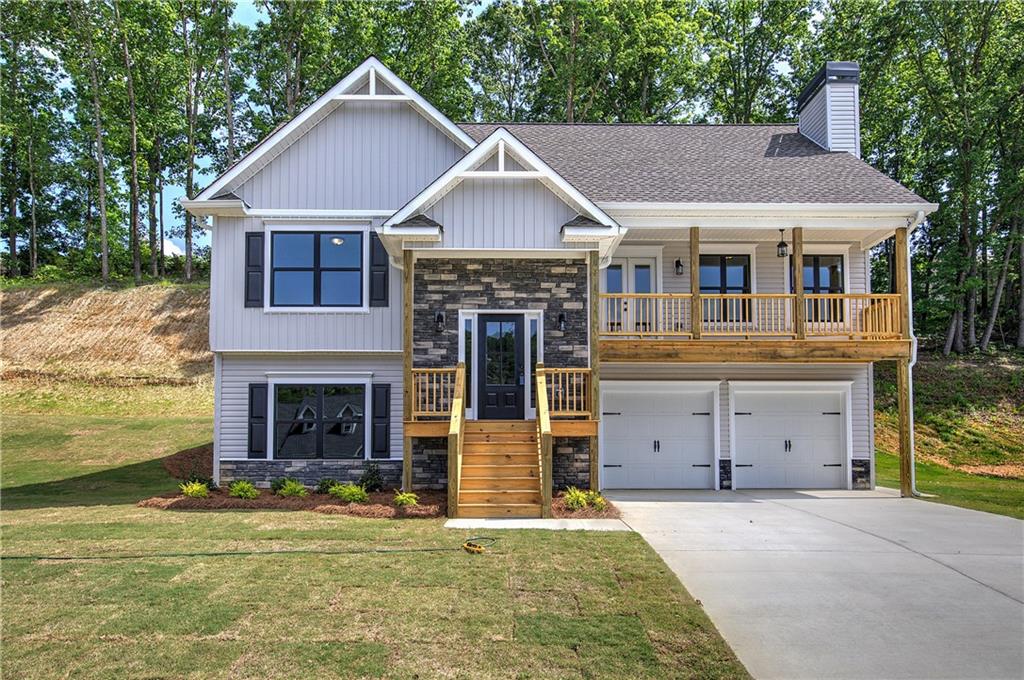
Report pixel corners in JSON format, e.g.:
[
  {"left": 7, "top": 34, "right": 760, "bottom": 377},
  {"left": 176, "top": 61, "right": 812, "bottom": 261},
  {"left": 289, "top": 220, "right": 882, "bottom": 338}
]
[{"left": 617, "top": 227, "right": 892, "bottom": 247}]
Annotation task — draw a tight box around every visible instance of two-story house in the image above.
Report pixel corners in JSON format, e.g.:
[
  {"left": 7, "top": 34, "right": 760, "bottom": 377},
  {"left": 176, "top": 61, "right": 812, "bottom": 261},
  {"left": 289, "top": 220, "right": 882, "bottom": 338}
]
[{"left": 183, "top": 58, "right": 936, "bottom": 518}]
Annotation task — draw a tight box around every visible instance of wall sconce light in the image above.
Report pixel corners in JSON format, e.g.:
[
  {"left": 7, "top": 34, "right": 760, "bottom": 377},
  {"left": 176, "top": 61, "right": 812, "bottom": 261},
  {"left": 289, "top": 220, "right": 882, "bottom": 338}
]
[
  {"left": 557, "top": 312, "right": 567, "bottom": 332},
  {"left": 434, "top": 310, "right": 445, "bottom": 332},
  {"left": 776, "top": 229, "right": 789, "bottom": 258},
  {"left": 674, "top": 258, "right": 684, "bottom": 276}
]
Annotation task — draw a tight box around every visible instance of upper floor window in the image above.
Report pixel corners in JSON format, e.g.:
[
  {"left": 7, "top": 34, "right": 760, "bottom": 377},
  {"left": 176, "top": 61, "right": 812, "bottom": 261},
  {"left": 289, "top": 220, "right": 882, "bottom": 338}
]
[{"left": 271, "top": 231, "right": 363, "bottom": 307}]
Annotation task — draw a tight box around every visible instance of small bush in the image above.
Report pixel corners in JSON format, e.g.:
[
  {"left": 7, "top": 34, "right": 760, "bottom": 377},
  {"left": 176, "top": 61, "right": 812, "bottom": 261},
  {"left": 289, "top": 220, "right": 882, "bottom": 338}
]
[
  {"left": 228, "top": 480, "right": 259, "bottom": 499},
  {"left": 358, "top": 463, "right": 384, "bottom": 492},
  {"left": 276, "top": 479, "right": 309, "bottom": 498},
  {"left": 270, "top": 477, "right": 300, "bottom": 493},
  {"left": 393, "top": 490, "right": 419, "bottom": 507},
  {"left": 179, "top": 481, "right": 209, "bottom": 498},
  {"left": 328, "top": 483, "right": 369, "bottom": 503},
  {"left": 315, "top": 478, "right": 339, "bottom": 494},
  {"left": 563, "top": 486, "right": 589, "bottom": 511},
  {"left": 586, "top": 490, "right": 608, "bottom": 512}
]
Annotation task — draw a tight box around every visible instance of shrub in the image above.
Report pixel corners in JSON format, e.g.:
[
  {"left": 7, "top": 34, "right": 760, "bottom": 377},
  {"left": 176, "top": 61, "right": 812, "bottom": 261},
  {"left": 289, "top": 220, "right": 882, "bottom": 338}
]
[
  {"left": 315, "top": 478, "right": 339, "bottom": 494},
  {"left": 328, "top": 483, "right": 369, "bottom": 503},
  {"left": 358, "top": 463, "right": 384, "bottom": 492},
  {"left": 586, "top": 490, "right": 608, "bottom": 512},
  {"left": 276, "top": 479, "right": 309, "bottom": 498},
  {"left": 179, "top": 481, "right": 209, "bottom": 498},
  {"left": 270, "top": 477, "right": 300, "bottom": 493},
  {"left": 228, "top": 480, "right": 259, "bottom": 499},
  {"left": 393, "top": 490, "right": 419, "bottom": 507},
  {"left": 563, "top": 486, "right": 589, "bottom": 511}
]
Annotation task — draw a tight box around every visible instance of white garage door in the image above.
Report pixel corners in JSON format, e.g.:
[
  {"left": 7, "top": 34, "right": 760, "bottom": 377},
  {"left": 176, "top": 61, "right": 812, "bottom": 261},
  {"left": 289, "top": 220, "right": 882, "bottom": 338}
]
[
  {"left": 733, "top": 389, "right": 847, "bottom": 489},
  {"left": 602, "top": 384, "right": 716, "bottom": 489}
]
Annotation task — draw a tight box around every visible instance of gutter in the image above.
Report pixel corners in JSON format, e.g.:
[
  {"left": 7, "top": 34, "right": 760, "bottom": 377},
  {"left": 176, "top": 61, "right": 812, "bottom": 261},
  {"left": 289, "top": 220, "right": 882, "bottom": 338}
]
[{"left": 906, "top": 210, "right": 925, "bottom": 496}]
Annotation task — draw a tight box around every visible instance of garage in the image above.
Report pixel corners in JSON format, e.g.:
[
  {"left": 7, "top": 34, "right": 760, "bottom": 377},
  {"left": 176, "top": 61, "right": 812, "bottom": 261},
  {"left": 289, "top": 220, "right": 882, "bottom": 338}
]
[
  {"left": 601, "top": 382, "right": 719, "bottom": 489},
  {"left": 730, "top": 382, "right": 852, "bottom": 489}
]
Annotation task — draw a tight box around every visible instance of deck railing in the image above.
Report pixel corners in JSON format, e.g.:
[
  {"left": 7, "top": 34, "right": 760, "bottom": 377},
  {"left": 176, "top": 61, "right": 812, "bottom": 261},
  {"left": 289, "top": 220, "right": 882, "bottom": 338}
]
[
  {"left": 446, "top": 363, "right": 466, "bottom": 518},
  {"left": 535, "top": 364, "right": 553, "bottom": 519},
  {"left": 599, "top": 293, "right": 903, "bottom": 340},
  {"left": 411, "top": 367, "right": 458, "bottom": 419},
  {"left": 539, "top": 367, "right": 592, "bottom": 418}
]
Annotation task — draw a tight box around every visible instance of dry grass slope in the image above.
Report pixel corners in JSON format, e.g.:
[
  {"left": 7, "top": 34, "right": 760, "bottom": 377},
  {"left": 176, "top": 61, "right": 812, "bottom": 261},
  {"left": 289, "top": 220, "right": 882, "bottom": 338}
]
[{"left": 1, "top": 282, "right": 211, "bottom": 381}]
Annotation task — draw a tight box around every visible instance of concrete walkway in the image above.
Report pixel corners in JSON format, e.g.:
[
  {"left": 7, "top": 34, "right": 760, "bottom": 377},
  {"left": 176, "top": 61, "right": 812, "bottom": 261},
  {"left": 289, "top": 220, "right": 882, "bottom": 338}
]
[
  {"left": 444, "top": 517, "right": 629, "bottom": 531},
  {"left": 608, "top": 489, "right": 1024, "bottom": 680}
]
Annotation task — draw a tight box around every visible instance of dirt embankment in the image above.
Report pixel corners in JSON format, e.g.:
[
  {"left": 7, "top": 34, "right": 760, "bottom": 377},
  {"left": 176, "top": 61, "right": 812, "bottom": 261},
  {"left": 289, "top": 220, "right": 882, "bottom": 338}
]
[{"left": 1, "top": 282, "right": 211, "bottom": 383}]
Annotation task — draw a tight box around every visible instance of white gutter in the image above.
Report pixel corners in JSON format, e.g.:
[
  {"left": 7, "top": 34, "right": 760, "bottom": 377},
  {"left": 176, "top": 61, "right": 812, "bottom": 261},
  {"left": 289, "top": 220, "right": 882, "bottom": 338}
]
[{"left": 906, "top": 210, "right": 925, "bottom": 496}]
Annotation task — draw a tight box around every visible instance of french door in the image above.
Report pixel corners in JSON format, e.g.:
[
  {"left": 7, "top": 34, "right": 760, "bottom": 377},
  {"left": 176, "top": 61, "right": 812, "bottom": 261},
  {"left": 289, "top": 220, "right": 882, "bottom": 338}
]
[{"left": 603, "top": 256, "right": 657, "bottom": 332}]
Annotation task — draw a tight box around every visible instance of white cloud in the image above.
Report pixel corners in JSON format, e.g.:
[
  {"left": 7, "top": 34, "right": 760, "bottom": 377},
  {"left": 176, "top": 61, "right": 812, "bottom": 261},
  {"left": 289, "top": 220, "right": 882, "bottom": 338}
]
[{"left": 162, "top": 239, "right": 185, "bottom": 257}]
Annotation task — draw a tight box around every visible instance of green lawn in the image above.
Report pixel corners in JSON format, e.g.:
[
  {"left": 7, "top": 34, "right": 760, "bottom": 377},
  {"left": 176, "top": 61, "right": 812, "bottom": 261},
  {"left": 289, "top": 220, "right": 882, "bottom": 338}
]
[
  {"left": 876, "top": 451, "right": 1024, "bottom": 519},
  {"left": 1, "top": 380, "right": 747, "bottom": 679}
]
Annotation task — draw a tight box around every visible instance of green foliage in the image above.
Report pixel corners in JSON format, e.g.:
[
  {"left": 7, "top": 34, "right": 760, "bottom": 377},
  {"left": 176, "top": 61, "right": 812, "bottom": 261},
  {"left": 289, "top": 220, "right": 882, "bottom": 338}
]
[
  {"left": 563, "top": 486, "right": 589, "bottom": 511},
  {"left": 315, "top": 478, "right": 339, "bottom": 494},
  {"left": 178, "top": 480, "right": 209, "bottom": 498},
  {"left": 393, "top": 490, "right": 419, "bottom": 507},
  {"left": 357, "top": 463, "right": 384, "bottom": 492},
  {"left": 586, "top": 491, "right": 607, "bottom": 512},
  {"left": 275, "top": 479, "right": 309, "bottom": 498},
  {"left": 227, "top": 480, "right": 259, "bottom": 499},
  {"left": 328, "top": 483, "right": 369, "bottom": 503},
  {"left": 270, "top": 477, "right": 300, "bottom": 493}
]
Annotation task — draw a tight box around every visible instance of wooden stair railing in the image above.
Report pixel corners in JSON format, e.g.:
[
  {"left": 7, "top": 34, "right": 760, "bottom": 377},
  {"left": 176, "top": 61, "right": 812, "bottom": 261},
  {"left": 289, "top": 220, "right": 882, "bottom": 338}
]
[
  {"left": 446, "top": 362, "right": 466, "bottom": 519},
  {"left": 535, "top": 364, "right": 553, "bottom": 518},
  {"left": 411, "top": 367, "right": 458, "bottom": 420}
]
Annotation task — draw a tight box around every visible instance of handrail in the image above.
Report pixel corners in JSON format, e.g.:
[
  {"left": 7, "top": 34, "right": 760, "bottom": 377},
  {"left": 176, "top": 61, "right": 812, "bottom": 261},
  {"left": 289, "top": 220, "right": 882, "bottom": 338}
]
[
  {"left": 446, "top": 362, "right": 466, "bottom": 519},
  {"left": 411, "top": 366, "right": 457, "bottom": 419},
  {"left": 535, "top": 363, "right": 553, "bottom": 519},
  {"left": 542, "top": 367, "right": 592, "bottom": 418}
]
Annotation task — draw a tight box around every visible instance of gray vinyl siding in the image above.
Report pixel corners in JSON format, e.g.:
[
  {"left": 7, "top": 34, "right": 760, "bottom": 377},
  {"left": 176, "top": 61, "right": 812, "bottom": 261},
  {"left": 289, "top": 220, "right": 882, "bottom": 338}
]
[
  {"left": 798, "top": 87, "right": 828, "bottom": 150},
  {"left": 827, "top": 82, "right": 860, "bottom": 157},
  {"left": 209, "top": 217, "right": 402, "bottom": 352},
  {"left": 233, "top": 101, "right": 465, "bottom": 210},
  {"left": 600, "top": 363, "right": 874, "bottom": 461},
  {"left": 424, "top": 178, "right": 579, "bottom": 249},
  {"left": 218, "top": 352, "right": 403, "bottom": 460}
]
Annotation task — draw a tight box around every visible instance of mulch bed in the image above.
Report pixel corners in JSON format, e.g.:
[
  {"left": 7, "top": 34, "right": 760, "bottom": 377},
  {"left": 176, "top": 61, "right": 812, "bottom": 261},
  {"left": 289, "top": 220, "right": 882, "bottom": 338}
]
[
  {"left": 551, "top": 493, "right": 621, "bottom": 519},
  {"left": 161, "top": 443, "right": 213, "bottom": 479},
  {"left": 138, "top": 489, "right": 446, "bottom": 518}
]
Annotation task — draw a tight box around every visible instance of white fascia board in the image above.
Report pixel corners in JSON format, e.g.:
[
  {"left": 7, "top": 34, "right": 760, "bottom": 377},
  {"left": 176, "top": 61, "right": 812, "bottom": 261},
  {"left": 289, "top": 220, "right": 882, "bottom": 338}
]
[
  {"left": 598, "top": 201, "right": 939, "bottom": 217},
  {"left": 179, "top": 202, "right": 397, "bottom": 221},
  {"left": 195, "top": 57, "right": 474, "bottom": 201},
  {"left": 384, "top": 128, "right": 619, "bottom": 230},
  {"left": 179, "top": 199, "right": 248, "bottom": 217},
  {"left": 561, "top": 225, "right": 627, "bottom": 242}
]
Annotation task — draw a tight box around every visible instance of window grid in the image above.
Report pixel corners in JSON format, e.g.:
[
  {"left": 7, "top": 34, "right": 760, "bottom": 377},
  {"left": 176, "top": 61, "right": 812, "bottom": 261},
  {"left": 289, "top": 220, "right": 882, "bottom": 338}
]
[{"left": 270, "top": 231, "right": 363, "bottom": 307}]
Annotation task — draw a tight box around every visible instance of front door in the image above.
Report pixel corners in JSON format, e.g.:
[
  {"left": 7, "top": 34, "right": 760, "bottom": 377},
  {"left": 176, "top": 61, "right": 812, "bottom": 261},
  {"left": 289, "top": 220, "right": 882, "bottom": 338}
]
[{"left": 477, "top": 314, "right": 524, "bottom": 420}]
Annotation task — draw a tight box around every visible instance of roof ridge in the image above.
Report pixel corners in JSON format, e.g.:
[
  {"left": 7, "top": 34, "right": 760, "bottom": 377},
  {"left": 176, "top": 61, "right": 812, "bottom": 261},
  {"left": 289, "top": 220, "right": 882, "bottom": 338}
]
[{"left": 459, "top": 121, "right": 799, "bottom": 128}]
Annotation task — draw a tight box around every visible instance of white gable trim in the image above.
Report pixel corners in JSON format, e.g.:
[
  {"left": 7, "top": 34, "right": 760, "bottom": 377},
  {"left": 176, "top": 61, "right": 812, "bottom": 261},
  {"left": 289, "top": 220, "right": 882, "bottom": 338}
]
[
  {"left": 193, "top": 57, "right": 475, "bottom": 202},
  {"left": 383, "top": 128, "right": 619, "bottom": 230}
]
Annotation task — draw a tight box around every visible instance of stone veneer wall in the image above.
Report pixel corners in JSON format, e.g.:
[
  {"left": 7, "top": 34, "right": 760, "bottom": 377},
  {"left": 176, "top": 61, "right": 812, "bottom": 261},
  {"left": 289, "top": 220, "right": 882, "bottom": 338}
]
[
  {"left": 553, "top": 438, "right": 591, "bottom": 490},
  {"left": 412, "top": 258, "right": 589, "bottom": 369},
  {"left": 851, "top": 459, "right": 871, "bottom": 489},
  {"left": 220, "top": 451, "right": 449, "bottom": 490}
]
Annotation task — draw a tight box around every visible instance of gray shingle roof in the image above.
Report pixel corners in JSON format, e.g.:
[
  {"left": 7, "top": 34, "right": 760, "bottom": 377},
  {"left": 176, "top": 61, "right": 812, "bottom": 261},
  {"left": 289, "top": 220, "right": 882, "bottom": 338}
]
[{"left": 460, "top": 123, "right": 928, "bottom": 205}]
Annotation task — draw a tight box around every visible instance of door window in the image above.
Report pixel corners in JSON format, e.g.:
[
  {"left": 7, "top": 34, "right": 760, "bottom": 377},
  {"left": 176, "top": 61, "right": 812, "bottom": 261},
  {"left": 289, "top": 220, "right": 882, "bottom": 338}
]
[{"left": 485, "top": 320, "right": 517, "bottom": 385}]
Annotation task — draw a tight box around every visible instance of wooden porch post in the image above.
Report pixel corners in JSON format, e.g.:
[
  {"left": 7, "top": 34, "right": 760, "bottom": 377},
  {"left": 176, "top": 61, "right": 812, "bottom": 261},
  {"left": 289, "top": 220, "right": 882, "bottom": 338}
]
[
  {"left": 894, "top": 226, "right": 913, "bottom": 496},
  {"left": 402, "top": 249, "right": 414, "bottom": 491},
  {"left": 793, "top": 227, "right": 806, "bottom": 339},
  {"left": 689, "top": 227, "right": 701, "bottom": 339},
  {"left": 588, "top": 250, "right": 600, "bottom": 491}
]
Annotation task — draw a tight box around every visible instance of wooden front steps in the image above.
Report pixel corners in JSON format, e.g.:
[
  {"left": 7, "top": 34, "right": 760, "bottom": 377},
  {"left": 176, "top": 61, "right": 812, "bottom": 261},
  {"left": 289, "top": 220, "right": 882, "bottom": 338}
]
[{"left": 456, "top": 420, "right": 542, "bottom": 519}]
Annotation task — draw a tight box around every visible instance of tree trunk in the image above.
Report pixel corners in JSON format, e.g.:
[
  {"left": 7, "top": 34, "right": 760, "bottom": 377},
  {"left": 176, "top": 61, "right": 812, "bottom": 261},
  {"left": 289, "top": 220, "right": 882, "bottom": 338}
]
[
  {"left": 221, "top": 30, "right": 235, "bottom": 165},
  {"left": 979, "top": 221, "right": 1017, "bottom": 351},
  {"left": 115, "top": 1, "right": 142, "bottom": 285},
  {"left": 158, "top": 169, "right": 165, "bottom": 276},
  {"left": 181, "top": 7, "right": 199, "bottom": 282},
  {"left": 73, "top": 0, "right": 109, "bottom": 283},
  {"left": 26, "top": 136, "right": 37, "bottom": 276},
  {"left": 148, "top": 147, "right": 158, "bottom": 277},
  {"left": 6, "top": 37, "right": 18, "bottom": 276},
  {"left": 1018, "top": 231, "right": 1024, "bottom": 349}
]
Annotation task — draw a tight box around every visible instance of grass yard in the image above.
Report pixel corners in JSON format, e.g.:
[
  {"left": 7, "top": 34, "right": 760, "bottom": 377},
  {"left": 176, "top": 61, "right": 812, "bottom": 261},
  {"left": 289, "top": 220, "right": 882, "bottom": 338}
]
[{"left": 0, "top": 378, "right": 748, "bottom": 679}]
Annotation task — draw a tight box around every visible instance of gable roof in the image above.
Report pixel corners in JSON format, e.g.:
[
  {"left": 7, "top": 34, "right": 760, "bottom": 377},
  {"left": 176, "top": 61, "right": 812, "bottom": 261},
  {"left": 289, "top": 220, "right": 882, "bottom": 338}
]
[
  {"left": 194, "top": 57, "right": 475, "bottom": 202},
  {"left": 383, "top": 127, "right": 619, "bottom": 229},
  {"left": 460, "top": 123, "right": 930, "bottom": 206}
]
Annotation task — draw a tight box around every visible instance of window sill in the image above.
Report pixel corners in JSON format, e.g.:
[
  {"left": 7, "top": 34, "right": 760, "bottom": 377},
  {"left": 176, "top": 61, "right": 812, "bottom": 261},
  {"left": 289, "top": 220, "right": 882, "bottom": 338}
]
[{"left": 262, "top": 306, "right": 371, "bottom": 314}]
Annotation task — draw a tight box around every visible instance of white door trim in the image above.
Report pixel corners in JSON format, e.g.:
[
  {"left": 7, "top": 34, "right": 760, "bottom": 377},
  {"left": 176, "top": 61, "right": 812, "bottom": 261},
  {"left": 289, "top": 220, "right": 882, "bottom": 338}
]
[
  {"left": 599, "top": 380, "right": 721, "bottom": 491},
  {"left": 727, "top": 380, "right": 854, "bottom": 490}
]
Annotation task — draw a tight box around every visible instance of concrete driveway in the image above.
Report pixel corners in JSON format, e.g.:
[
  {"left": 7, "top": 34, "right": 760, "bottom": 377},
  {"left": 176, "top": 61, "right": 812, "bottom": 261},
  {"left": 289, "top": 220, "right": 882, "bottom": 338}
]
[{"left": 607, "top": 489, "right": 1024, "bottom": 680}]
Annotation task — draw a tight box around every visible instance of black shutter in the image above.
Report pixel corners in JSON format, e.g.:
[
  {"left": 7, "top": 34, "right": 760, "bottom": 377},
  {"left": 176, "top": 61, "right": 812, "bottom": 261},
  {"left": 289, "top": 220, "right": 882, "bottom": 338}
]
[
  {"left": 371, "top": 383, "right": 391, "bottom": 458},
  {"left": 244, "top": 232, "right": 264, "bottom": 307},
  {"left": 369, "top": 232, "right": 389, "bottom": 307},
  {"left": 248, "top": 383, "right": 268, "bottom": 459}
]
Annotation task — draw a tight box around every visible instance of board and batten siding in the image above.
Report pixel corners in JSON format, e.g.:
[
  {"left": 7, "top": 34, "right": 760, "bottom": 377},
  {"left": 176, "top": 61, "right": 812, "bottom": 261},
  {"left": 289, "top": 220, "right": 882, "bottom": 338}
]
[
  {"left": 233, "top": 101, "right": 465, "bottom": 210},
  {"left": 424, "top": 178, "right": 580, "bottom": 250},
  {"left": 218, "top": 353, "right": 403, "bottom": 460},
  {"left": 210, "top": 217, "right": 402, "bottom": 352},
  {"left": 600, "top": 363, "right": 874, "bottom": 461}
]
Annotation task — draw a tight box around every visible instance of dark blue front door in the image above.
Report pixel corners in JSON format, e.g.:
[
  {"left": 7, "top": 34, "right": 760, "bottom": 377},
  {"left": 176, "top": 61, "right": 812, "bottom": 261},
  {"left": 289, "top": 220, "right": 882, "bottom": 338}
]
[{"left": 477, "top": 314, "right": 524, "bottom": 420}]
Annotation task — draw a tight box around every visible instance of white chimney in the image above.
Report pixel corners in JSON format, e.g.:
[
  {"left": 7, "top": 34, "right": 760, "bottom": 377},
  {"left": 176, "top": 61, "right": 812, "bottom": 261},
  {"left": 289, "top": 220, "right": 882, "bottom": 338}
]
[{"left": 797, "top": 61, "right": 861, "bottom": 157}]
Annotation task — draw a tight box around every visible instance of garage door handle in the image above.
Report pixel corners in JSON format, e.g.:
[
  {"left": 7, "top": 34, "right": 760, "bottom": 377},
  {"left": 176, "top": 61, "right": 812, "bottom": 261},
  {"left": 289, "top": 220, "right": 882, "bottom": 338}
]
[
  {"left": 603, "top": 464, "right": 622, "bottom": 468},
  {"left": 602, "top": 411, "right": 622, "bottom": 416},
  {"left": 691, "top": 464, "right": 711, "bottom": 468},
  {"left": 823, "top": 464, "right": 842, "bottom": 467},
  {"left": 735, "top": 464, "right": 753, "bottom": 468}
]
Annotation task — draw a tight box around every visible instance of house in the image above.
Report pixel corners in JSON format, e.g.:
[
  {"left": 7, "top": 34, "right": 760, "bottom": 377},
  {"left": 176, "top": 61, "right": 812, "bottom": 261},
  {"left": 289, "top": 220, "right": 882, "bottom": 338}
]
[{"left": 182, "top": 57, "right": 936, "bottom": 518}]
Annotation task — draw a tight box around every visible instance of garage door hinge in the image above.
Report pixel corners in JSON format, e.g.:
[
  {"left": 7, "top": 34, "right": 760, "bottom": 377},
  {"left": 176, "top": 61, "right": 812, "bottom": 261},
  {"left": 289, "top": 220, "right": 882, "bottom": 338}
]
[
  {"left": 602, "top": 411, "right": 622, "bottom": 416},
  {"left": 691, "top": 411, "right": 711, "bottom": 416},
  {"left": 735, "top": 412, "right": 752, "bottom": 415},
  {"left": 735, "top": 464, "right": 753, "bottom": 468},
  {"left": 603, "top": 464, "right": 623, "bottom": 468},
  {"left": 823, "top": 464, "right": 842, "bottom": 467},
  {"left": 691, "top": 464, "right": 711, "bottom": 468},
  {"left": 822, "top": 411, "right": 841, "bottom": 415}
]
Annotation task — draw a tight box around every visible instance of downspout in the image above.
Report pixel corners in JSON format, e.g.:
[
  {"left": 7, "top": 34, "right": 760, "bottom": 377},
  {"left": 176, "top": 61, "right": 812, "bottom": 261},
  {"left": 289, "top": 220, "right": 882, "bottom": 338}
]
[{"left": 906, "top": 210, "right": 925, "bottom": 496}]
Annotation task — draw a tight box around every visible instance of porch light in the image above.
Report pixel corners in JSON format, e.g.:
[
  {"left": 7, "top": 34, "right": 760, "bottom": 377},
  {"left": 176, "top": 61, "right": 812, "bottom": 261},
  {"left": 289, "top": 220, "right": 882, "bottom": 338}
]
[
  {"left": 557, "top": 312, "right": 567, "bottom": 332},
  {"left": 776, "top": 229, "right": 789, "bottom": 258},
  {"left": 674, "top": 258, "right": 684, "bottom": 276},
  {"left": 434, "top": 310, "right": 445, "bottom": 332}
]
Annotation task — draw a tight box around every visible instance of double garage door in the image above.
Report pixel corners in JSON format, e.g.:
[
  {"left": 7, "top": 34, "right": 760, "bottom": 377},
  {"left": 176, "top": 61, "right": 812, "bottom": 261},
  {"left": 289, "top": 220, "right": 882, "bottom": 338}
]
[{"left": 602, "top": 381, "right": 849, "bottom": 490}]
